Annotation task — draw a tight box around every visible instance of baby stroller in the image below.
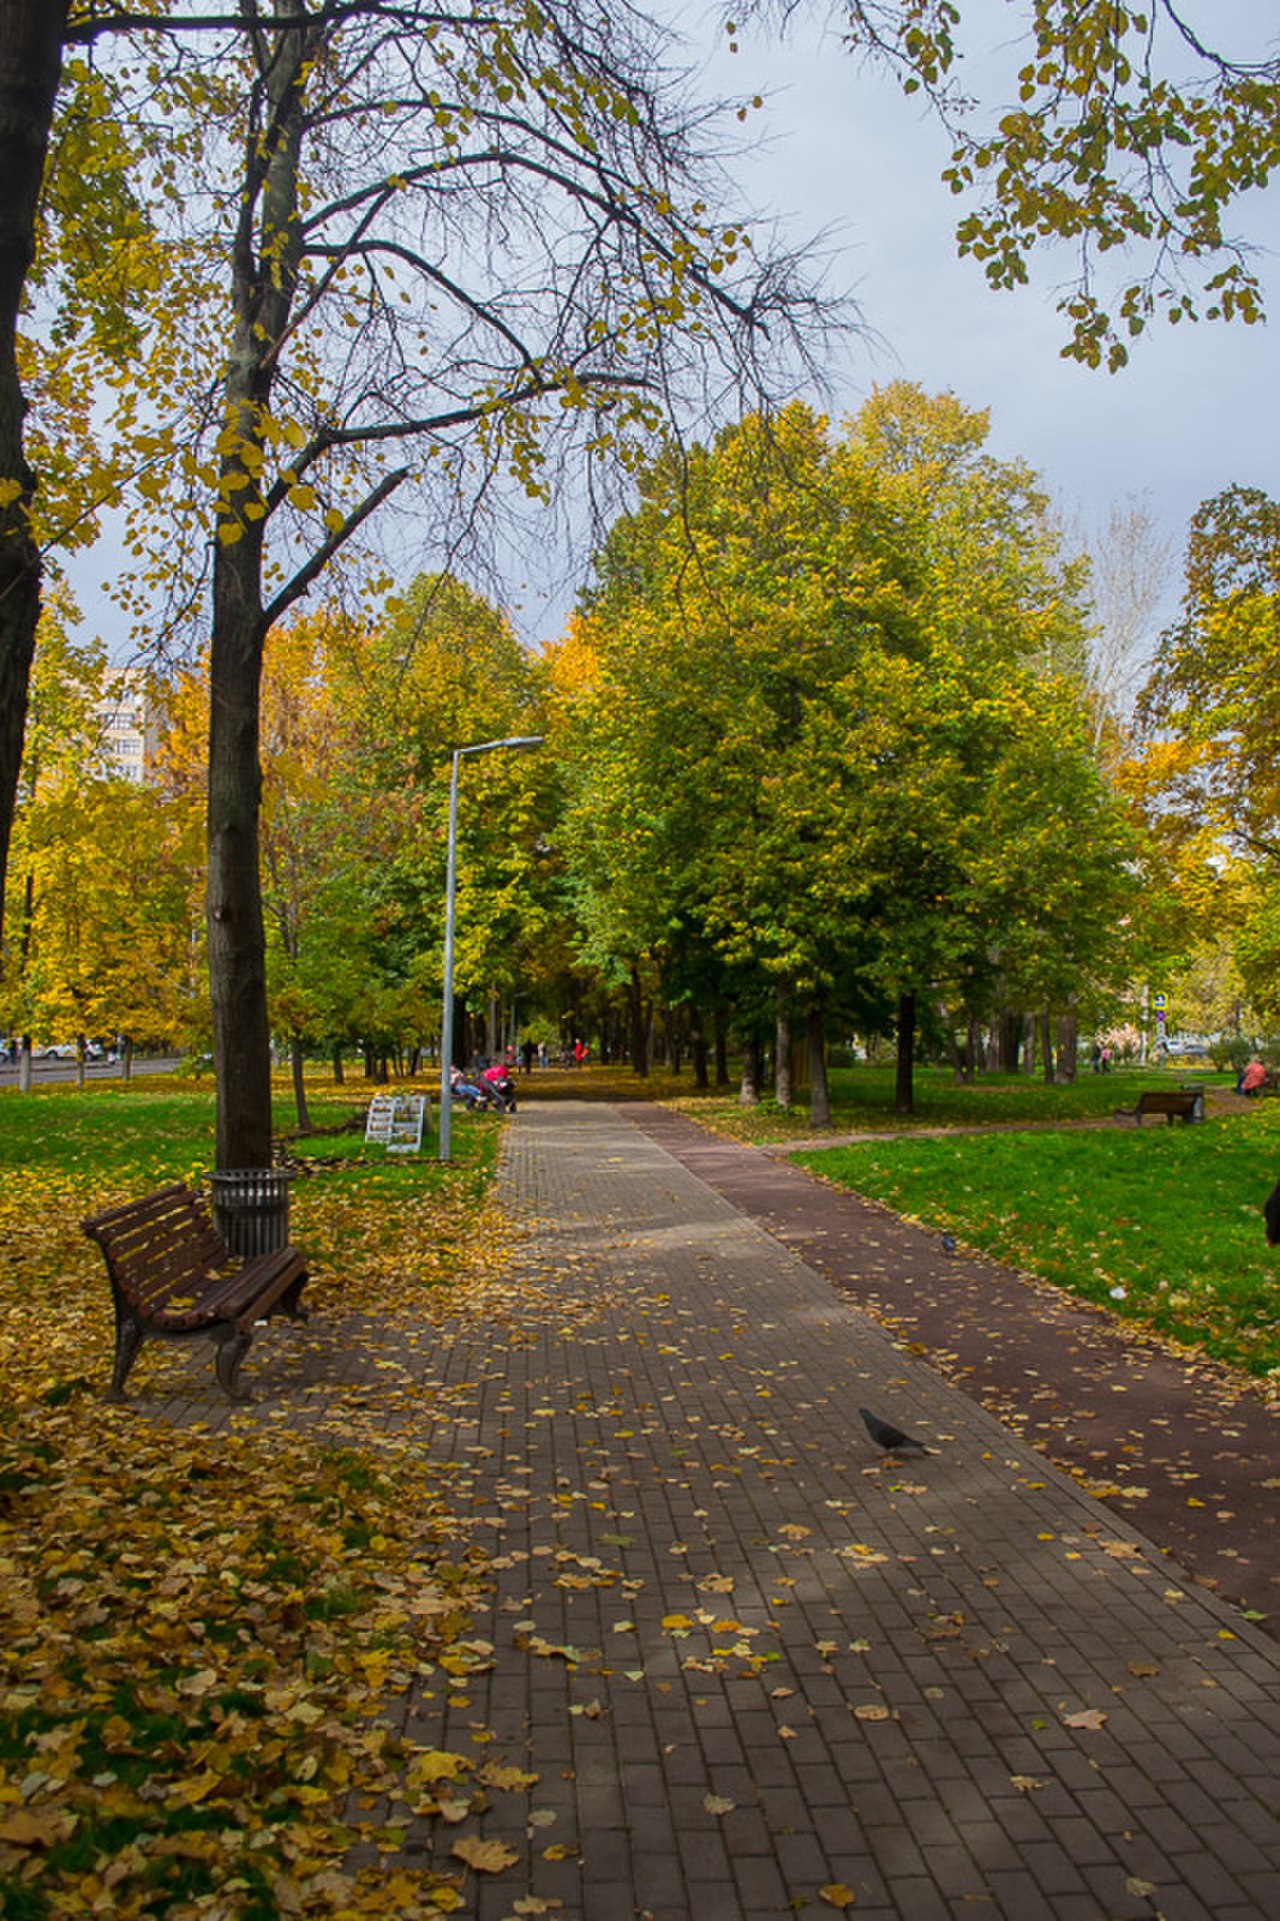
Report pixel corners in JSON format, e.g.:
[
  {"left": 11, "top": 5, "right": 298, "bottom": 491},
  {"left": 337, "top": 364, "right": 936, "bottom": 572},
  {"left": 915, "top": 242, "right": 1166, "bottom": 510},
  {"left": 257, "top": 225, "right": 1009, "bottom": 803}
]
[{"left": 481, "top": 1063, "right": 517, "bottom": 1112}]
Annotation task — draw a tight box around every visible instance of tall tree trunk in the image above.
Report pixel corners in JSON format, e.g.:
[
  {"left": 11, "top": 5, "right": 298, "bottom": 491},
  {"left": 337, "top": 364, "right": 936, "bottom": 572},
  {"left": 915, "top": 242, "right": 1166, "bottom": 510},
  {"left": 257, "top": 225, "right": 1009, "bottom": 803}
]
[
  {"left": 206, "top": 19, "right": 312, "bottom": 1170},
  {"left": 290, "top": 1032, "right": 311, "bottom": 1132},
  {"left": 0, "top": 1, "right": 69, "bottom": 955},
  {"left": 332, "top": 1043, "right": 344, "bottom": 1084},
  {"left": 714, "top": 1005, "right": 730, "bottom": 1087},
  {"left": 738, "top": 1028, "right": 760, "bottom": 1106},
  {"left": 1057, "top": 1011, "right": 1078, "bottom": 1082},
  {"left": 628, "top": 962, "right": 648, "bottom": 1076},
  {"left": 208, "top": 572, "right": 274, "bottom": 1169},
  {"left": 998, "top": 1011, "right": 1021, "bottom": 1074},
  {"left": 1038, "top": 1009, "right": 1055, "bottom": 1084},
  {"left": 941, "top": 1004, "right": 966, "bottom": 1083},
  {"left": 806, "top": 1005, "right": 831, "bottom": 1130},
  {"left": 691, "top": 1007, "right": 709, "bottom": 1089},
  {"left": 774, "top": 998, "right": 792, "bottom": 1110},
  {"left": 894, "top": 990, "right": 916, "bottom": 1116}
]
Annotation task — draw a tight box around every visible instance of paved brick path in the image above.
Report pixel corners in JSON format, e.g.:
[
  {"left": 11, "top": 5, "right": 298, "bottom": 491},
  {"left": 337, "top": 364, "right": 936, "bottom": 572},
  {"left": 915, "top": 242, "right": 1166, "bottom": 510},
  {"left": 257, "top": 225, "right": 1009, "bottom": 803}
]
[
  {"left": 155, "top": 1097, "right": 1280, "bottom": 1916},
  {"left": 395, "top": 1101, "right": 1280, "bottom": 1919},
  {"left": 618, "top": 1103, "right": 1280, "bottom": 1625}
]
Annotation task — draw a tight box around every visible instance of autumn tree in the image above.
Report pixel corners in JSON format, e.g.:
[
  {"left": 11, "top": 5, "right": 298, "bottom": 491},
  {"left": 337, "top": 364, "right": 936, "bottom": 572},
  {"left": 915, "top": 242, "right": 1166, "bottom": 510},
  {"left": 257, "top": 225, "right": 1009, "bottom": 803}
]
[
  {"left": 813, "top": 1, "right": 1280, "bottom": 369},
  {"left": 0, "top": 0, "right": 70, "bottom": 951},
  {"left": 347, "top": 573, "right": 554, "bottom": 1072},
  {"left": 559, "top": 387, "right": 1134, "bottom": 1110},
  {"left": 2, "top": 599, "right": 201, "bottom": 1071},
  {"left": 1128, "top": 485, "right": 1280, "bottom": 1033},
  {"left": 2, "top": 2, "right": 830, "bottom": 1173}
]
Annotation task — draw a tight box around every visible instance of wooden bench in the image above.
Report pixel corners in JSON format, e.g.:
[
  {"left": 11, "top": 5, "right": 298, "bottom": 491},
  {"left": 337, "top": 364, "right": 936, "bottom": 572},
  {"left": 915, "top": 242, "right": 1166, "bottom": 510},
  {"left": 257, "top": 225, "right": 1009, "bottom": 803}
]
[
  {"left": 82, "top": 1182, "right": 309, "bottom": 1401},
  {"left": 1115, "top": 1088, "right": 1201, "bottom": 1126}
]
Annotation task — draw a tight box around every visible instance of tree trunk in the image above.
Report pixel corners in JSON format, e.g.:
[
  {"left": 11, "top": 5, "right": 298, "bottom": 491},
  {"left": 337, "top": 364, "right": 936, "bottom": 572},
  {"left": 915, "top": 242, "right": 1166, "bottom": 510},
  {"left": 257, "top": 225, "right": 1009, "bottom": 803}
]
[
  {"left": 206, "top": 19, "right": 312, "bottom": 1171},
  {"left": 1056, "top": 1011, "right": 1078, "bottom": 1082},
  {"left": 1038, "top": 1009, "right": 1055, "bottom": 1084},
  {"left": 290, "top": 1033, "right": 311, "bottom": 1133},
  {"left": 941, "top": 1005, "right": 966, "bottom": 1083},
  {"left": 207, "top": 572, "right": 274, "bottom": 1170},
  {"left": 806, "top": 1005, "right": 831, "bottom": 1130},
  {"left": 739, "top": 1028, "right": 760, "bottom": 1106},
  {"left": 691, "top": 1007, "right": 709, "bottom": 1089},
  {"left": 332, "top": 1043, "right": 344, "bottom": 1084},
  {"left": 774, "top": 999, "right": 792, "bottom": 1109},
  {"left": 714, "top": 1006, "right": 730, "bottom": 1087},
  {"left": 0, "top": 1, "right": 69, "bottom": 955},
  {"left": 628, "top": 962, "right": 648, "bottom": 1076},
  {"left": 894, "top": 990, "right": 916, "bottom": 1115},
  {"left": 998, "top": 1012, "right": 1021, "bottom": 1074}
]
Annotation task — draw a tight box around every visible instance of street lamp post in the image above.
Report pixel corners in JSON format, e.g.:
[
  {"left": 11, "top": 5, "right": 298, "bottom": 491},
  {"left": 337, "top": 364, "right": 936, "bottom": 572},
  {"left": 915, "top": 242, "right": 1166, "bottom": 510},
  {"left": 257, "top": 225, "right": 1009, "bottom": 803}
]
[{"left": 438, "top": 734, "right": 544, "bottom": 1161}]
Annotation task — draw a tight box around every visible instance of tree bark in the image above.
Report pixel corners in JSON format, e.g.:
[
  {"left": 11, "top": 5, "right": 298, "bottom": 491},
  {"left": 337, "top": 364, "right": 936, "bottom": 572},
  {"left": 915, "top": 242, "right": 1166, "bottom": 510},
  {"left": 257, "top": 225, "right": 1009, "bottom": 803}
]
[
  {"left": 806, "top": 1004, "right": 831, "bottom": 1130},
  {"left": 774, "top": 998, "right": 792, "bottom": 1109},
  {"left": 290, "top": 1033, "right": 311, "bottom": 1133},
  {"left": 628, "top": 962, "right": 648, "bottom": 1076},
  {"left": 738, "top": 1028, "right": 760, "bottom": 1105},
  {"left": 0, "top": 0, "right": 69, "bottom": 956},
  {"left": 714, "top": 1005, "right": 730, "bottom": 1087},
  {"left": 894, "top": 990, "right": 916, "bottom": 1115},
  {"left": 208, "top": 563, "right": 275, "bottom": 1168},
  {"left": 1038, "top": 1009, "right": 1055, "bottom": 1084},
  {"left": 691, "top": 1007, "right": 709, "bottom": 1089},
  {"left": 207, "top": 18, "right": 313, "bottom": 1170}
]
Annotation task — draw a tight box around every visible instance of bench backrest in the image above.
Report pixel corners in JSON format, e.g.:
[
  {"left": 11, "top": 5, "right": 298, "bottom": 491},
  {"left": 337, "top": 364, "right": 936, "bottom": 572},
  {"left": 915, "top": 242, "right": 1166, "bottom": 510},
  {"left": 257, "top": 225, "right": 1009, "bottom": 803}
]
[{"left": 82, "top": 1183, "right": 229, "bottom": 1314}]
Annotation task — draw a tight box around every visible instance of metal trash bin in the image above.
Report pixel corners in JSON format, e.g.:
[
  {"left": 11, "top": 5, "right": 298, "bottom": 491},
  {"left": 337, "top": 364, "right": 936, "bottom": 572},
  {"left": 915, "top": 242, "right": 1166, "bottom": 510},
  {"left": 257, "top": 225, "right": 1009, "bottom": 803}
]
[{"left": 209, "top": 1168, "right": 294, "bottom": 1258}]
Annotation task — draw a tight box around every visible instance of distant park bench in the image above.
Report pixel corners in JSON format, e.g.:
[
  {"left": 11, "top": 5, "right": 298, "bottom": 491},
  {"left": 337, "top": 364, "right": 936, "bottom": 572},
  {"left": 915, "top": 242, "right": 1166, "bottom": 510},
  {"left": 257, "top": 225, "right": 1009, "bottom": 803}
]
[
  {"left": 82, "top": 1182, "right": 308, "bottom": 1401},
  {"left": 1115, "top": 1088, "right": 1202, "bottom": 1126}
]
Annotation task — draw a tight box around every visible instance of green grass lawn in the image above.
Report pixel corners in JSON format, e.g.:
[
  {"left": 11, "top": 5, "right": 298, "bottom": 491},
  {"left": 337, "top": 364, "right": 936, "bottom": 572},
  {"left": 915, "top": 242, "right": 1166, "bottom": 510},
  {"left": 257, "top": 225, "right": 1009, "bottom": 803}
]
[
  {"left": 643, "top": 1059, "right": 1230, "bottom": 1142},
  {"left": 793, "top": 1099, "right": 1280, "bottom": 1382}
]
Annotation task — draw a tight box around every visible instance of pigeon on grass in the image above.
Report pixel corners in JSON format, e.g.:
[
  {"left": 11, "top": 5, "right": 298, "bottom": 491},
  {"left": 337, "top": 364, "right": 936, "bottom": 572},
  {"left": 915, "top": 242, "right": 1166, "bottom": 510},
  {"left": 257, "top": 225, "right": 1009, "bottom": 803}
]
[{"left": 859, "top": 1407, "right": 934, "bottom": 1456}]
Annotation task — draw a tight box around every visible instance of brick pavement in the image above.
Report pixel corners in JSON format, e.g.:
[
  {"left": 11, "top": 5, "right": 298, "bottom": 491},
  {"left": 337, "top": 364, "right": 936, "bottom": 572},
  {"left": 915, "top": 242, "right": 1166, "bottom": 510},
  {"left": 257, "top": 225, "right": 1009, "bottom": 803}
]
[
  {"left": 155, "top": 1098, "right": 1280, "bottom": 1917},
  {"left": 391, "top": 1101, "right": 1280, "bottom": 1919}
]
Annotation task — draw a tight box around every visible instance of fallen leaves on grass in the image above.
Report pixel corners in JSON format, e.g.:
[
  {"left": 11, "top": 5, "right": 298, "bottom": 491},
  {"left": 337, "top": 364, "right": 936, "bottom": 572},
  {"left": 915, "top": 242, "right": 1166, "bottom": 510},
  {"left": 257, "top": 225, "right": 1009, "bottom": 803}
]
[{"left": 0, "top": 1094, "right": 525, "bottom": 1918}]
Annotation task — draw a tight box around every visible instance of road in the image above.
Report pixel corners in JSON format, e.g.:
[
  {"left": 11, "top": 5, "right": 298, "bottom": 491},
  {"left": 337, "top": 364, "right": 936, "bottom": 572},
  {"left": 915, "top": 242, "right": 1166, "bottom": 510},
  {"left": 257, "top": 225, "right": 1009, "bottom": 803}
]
[{"left": 0, "top": 1055, "right": 183, "bottom": 1087}]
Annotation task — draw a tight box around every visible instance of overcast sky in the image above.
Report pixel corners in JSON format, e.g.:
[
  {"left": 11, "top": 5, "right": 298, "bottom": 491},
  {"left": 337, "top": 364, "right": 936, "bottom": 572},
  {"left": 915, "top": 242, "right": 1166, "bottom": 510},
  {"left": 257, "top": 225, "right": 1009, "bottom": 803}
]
[{"left": 632, "top": 2, "right": 1278, "bottom": 625}]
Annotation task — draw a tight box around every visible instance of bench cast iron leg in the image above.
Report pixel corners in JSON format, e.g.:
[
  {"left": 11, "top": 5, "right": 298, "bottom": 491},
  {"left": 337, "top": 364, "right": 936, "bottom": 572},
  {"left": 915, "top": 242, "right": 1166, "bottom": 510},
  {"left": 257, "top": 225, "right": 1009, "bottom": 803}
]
[
  {"left": 214, "top": 1328, "right": 254, "bottom": 1401},
  {"left": 109, "top": 1314, "right": 145, "bottom": 1400}
]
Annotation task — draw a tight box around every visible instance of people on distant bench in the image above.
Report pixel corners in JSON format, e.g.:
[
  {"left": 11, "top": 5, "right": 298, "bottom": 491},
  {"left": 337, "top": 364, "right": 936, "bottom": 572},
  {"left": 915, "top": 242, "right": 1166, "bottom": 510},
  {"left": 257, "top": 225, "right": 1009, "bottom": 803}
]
[{"left": 1238, "top": 1056, "right": 1267, "bottom": 1097}]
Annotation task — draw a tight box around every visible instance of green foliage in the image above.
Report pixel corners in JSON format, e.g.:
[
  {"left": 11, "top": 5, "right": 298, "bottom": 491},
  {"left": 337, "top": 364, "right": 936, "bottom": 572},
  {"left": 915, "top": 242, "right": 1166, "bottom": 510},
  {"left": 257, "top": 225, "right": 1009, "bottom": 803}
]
[
  {"left": 842, "top": 1, "right": 1279, "bottom": 368},
  {"left": 556, "top": 385, "right": 1133, "bottom": 1054}
]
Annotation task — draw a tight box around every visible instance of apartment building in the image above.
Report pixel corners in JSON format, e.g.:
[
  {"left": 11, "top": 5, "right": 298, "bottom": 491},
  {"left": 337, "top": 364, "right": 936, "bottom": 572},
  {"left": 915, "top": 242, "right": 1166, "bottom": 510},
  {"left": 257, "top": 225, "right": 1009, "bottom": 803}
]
[{"left": 95, "top": 667, "right": 159, "bottom": 784}]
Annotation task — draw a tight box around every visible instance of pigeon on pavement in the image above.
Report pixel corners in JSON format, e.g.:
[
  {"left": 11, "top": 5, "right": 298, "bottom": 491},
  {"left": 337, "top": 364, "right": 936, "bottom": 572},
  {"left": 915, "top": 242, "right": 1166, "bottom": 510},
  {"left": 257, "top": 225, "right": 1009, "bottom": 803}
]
[
  {"left": 859, "top": 1406, "right": 933, "bottom": 1455},
  {"left": 940, "top": 1232, "right": 958, "bottom": 1256}
]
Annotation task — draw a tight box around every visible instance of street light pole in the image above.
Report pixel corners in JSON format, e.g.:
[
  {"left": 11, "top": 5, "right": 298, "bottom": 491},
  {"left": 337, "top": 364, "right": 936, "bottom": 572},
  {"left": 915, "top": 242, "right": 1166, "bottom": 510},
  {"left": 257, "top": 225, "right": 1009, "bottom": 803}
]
[{"left": 438, "top": 734, "right": 544, "bottom": 1162}]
